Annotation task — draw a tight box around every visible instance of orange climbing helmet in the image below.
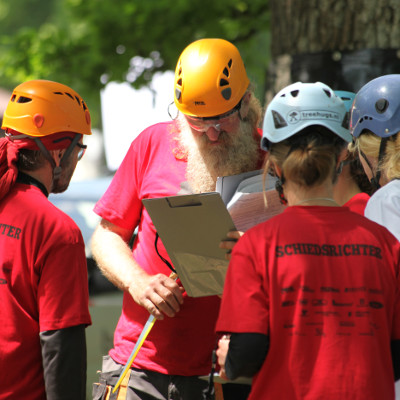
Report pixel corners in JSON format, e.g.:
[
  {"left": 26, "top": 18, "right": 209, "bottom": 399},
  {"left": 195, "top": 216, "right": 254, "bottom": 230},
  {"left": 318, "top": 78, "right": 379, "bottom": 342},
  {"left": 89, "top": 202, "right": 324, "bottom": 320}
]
[
  {"left": 174, "top": 38, "right": 249, "bottom": 118},
  {"left": 2, "top": 79, "right": 92, "bottom": 137}
]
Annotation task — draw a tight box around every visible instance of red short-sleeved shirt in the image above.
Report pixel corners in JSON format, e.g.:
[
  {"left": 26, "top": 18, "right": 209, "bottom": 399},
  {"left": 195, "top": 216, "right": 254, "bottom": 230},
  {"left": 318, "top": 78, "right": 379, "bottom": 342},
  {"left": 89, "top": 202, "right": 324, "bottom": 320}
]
[
  {"left": 343, "top": 192, "right": 370, "bottom": 215},
  {"left": 217, "top": 206, "right": 400, "bottom": 400},
  {"left": 0, "top": 183, "right": 91, "bottom": 400},
  {"left": 94, "top": 122, "right": 222, "bottom": 375}
]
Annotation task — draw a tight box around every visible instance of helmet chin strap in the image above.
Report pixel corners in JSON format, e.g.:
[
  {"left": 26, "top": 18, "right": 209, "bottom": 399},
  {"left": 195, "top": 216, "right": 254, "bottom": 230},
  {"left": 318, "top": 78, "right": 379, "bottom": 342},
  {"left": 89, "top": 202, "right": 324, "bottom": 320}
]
[{"left": 34, "top": 134, "right": 82, "bottom": 181}]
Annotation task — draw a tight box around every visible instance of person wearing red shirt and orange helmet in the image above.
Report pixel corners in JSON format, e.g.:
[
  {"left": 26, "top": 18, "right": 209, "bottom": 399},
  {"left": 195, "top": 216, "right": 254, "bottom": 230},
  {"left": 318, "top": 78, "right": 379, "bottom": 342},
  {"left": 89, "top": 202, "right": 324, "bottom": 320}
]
[{"left": 0, "top": 80, "right": 92, "bottom": 400}]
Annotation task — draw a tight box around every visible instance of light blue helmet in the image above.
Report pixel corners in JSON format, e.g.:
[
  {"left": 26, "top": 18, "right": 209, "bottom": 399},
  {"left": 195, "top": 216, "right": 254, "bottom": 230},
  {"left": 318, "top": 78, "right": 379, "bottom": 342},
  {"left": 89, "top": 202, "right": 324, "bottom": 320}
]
[
  {"left": 334, "top": 90, "right": 355, "bottom": 112},
  {"left": 261, "top": 82, "right": 351, "bottom": 151},
  {"left": 350, "top": 74, "right": 400, "bottom": 138}
]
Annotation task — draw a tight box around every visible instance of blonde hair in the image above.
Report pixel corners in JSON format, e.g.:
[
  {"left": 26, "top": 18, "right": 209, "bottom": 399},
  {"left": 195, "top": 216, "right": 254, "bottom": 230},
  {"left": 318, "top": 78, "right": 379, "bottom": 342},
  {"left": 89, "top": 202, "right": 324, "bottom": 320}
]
[{"left": 349, "top": 131, "right": 400, "bottom": 181}]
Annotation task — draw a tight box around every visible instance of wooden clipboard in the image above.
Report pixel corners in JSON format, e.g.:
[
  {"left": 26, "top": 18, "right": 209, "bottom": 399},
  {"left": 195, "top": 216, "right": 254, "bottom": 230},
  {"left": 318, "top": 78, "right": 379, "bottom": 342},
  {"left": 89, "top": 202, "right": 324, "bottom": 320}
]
[{"left": 142, "top": 192, "right": 236, "bottom": 297}]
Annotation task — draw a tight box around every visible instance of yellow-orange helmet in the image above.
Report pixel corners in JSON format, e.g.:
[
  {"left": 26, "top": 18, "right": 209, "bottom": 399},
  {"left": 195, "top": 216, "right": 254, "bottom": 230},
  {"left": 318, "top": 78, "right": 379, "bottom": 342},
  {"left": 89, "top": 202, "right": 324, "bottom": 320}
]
[
  {"left": 174, "top": 38, "right": 249, "bottom": 118},
  {"left": 2, "top": 79, "right": 92, "bottom": 137}
]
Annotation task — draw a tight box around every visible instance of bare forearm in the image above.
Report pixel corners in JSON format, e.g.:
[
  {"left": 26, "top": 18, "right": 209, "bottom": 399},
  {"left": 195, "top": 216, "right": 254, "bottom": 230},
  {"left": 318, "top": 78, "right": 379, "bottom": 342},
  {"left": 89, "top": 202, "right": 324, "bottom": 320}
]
[
  {"left": 91, "top": 220, "right": 184, "bottom": 320},
  {"left": 91, "top": 223, "right": 144, "bottom": 292}
]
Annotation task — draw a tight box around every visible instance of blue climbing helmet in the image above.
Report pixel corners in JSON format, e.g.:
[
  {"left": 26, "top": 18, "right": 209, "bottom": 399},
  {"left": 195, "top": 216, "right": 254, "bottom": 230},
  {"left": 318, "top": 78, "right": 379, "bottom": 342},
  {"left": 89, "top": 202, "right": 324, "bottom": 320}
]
[
  {"left": 350, "top": 74, "right": 400, "bottom": 139},
  {"left": 261, "top": 81, "right": 351, "bottom": 151}
]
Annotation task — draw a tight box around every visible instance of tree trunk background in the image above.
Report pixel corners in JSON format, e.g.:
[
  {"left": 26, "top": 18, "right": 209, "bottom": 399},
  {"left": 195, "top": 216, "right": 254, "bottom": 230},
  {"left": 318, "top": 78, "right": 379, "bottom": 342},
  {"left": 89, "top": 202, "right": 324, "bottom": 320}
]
[{"left": 265, "top": 0, "right": 400, "bottom": 103}]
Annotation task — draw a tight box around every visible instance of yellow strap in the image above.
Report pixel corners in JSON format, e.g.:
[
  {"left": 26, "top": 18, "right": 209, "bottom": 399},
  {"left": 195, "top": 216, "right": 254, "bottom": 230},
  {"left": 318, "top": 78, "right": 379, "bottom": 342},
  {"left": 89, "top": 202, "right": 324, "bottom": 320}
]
[
  {"left": 116, "top": 368, "right": 131, "bottom": 399},
  {"left": 103, "top": 369, "right": 132, "bottom": 400}
]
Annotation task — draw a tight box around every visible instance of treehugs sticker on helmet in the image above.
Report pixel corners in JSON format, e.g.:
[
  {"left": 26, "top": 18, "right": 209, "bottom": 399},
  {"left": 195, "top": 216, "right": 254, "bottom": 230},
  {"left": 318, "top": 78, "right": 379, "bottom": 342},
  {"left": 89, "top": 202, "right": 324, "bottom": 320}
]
[{"left": 287, "top": 110, "right": 342, "bottom": 125}]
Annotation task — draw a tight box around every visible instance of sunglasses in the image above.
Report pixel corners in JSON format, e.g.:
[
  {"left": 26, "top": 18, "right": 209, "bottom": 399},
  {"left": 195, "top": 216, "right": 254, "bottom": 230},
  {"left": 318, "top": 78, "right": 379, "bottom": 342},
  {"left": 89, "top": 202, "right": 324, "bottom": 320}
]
[
  {"left": 76, "top": 142, "right": 87, "bottom": 161},
  {"left": 185, "top": 98, "right": 243, "bottom": 133}
]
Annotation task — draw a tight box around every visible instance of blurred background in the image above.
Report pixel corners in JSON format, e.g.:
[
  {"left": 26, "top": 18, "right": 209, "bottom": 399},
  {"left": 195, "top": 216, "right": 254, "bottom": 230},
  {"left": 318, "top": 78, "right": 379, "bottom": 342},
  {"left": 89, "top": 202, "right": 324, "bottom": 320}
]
[{"left": 1, "top": 0, "right": 400, "bottom": 397}]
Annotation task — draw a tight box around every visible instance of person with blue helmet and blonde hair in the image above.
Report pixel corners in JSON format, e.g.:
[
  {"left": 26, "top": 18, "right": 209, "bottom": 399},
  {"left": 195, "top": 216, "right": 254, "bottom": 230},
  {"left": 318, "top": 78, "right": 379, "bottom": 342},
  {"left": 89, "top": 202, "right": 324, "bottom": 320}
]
[
  {"left": 333, "top": 90, "right": 374, "bottom": 213},
  {"left": 215, "top": 81, "right": 400, "bottom": 400},
  {"left": 349, "top": 74, "right": 400, "bottom": 241}
]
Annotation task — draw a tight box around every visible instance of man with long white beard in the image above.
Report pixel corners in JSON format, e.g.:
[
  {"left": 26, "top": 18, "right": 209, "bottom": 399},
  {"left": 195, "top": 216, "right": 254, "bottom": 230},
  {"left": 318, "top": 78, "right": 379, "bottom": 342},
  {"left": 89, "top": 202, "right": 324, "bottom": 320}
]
[{"left": 91, "top": 38, "right": 264, "bottom": 400}]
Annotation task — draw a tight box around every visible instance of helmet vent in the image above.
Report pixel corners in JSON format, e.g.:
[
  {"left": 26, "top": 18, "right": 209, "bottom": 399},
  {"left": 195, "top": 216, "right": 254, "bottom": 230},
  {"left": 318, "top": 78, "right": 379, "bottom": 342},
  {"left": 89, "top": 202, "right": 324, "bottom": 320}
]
[
  {"left": 223, "top": 67, "right": 229, "bottom": 77},
  {"left": 290, "top": 90, "right": 299, "bottom": 98},
  {"left": 17, "top": 96, "right": 32, "bottom": 103},
  {"left": 359, "top": 116, "right": 373, "bottom": 124},
  {"left": 221, "top": 88, "right": 232, "bottom": 100},
  {"left": 220, "top": 79, "right": 229, "bottom": 87},
  {"left": 228, "top": 59, "right": 232, "bottom": 68},
  {"left": 177, "top": 78, "right": 182, "bottom": 87},
  {"left": 323, "top": 89, "right": 332, "bottom": 98},
  {"left": 375, "top": 98, "right": 389, "bottom": 114},
  {"left": 11, "top": 94, "right": 16, "bottom": 102},
  {"left": 53, "top": 90, "right": 87, "bottom": 111}
]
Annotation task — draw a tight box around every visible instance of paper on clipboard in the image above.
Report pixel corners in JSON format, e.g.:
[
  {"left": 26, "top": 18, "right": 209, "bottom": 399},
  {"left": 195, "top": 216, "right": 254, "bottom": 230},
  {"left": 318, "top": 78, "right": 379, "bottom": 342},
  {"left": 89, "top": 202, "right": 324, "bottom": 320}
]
[
  {"left": 142, "top": 192, "right": 236, "bottom": 297},
  {"left": 216, "top": 170, "right": 286, "bottom": 232}
]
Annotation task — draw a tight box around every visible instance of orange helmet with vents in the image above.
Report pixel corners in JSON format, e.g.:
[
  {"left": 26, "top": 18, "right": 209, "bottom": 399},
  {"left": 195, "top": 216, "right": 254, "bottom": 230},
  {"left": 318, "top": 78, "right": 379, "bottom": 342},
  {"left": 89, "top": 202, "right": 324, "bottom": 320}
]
[
  {"left": 2, "top": 79, "right": 92, "bottom": 137},
  {"left": 174, "top": 38, "right": 249, "bottom": 117}
]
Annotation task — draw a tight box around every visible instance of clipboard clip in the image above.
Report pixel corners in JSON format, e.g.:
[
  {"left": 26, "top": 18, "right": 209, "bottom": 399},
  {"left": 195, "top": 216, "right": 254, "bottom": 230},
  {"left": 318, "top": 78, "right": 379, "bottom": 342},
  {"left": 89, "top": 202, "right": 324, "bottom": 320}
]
[{"left": 166, "top": 198, "right": 202, "bottom": 208}]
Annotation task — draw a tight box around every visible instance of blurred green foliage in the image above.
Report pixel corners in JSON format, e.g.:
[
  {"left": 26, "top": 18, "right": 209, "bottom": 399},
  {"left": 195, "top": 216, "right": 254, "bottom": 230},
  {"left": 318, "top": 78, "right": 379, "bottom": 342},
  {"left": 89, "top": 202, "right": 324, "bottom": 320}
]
[{"left": 0, "top": 0, "right": 270, "bottom": 127}]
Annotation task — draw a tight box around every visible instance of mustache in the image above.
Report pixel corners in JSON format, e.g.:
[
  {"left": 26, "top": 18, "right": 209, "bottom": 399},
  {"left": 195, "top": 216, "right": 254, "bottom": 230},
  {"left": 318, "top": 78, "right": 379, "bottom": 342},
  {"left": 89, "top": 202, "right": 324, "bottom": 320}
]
[{"left": 196, "top": 130, "right": 232, "bottom": 147}]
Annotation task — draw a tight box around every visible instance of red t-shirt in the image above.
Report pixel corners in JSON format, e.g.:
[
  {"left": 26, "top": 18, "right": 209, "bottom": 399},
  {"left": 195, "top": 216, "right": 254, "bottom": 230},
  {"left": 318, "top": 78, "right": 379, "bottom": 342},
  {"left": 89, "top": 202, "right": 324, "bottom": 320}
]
[
  {"left": 94, "top": 122, "right": 219, "bottom": 375},
  {"left": 0, "top": 183, "right": 91, "bottom": 400},
  {"left": 94, "top": 122, "right": 264, "bottom": 375},
  {"left": 217, "top": 205, "right": 400, "bottom": 400},
  {"left": 343, "top": 192, "right": 370, "bottom": 215}
]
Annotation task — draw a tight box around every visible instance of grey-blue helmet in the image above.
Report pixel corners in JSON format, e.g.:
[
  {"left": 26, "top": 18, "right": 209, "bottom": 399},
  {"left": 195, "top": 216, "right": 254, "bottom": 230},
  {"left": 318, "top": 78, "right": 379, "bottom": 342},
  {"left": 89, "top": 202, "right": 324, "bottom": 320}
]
[
  {"left": 261, "top": 82, "right": 351, "bottom": 151},
  {"left": 350, "top": 74, "right": 400, "bottom": 139}
]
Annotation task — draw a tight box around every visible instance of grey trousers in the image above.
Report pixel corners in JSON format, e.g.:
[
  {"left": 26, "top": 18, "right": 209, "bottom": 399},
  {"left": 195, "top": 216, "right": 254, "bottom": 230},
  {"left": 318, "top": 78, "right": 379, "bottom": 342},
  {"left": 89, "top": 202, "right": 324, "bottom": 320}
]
[{"left": 92, "top": 355, "right": 210, "bottom": 400}]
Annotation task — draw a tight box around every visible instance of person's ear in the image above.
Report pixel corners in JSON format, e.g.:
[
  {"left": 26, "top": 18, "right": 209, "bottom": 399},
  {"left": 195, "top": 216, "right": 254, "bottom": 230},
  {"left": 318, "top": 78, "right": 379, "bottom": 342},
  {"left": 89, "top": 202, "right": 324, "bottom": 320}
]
[
  {"left": 336, "top": 147, "right": 348, "bottom": 168},
  {"left": 335, "top": 147, "right": 349, "bottom": 175},
  {"left": 239, "top": 92, "right": 251, "bottom": 119},
  {"left": 271, "top": 161, "right": 282, "bottom": 179}
]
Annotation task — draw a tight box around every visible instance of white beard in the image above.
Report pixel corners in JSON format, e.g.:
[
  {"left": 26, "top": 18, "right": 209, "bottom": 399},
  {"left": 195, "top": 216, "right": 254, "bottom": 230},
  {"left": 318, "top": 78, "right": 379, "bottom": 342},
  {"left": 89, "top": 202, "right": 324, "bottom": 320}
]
[{"left": 177, "top": 117, "right": 260, "bottom": 193}]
